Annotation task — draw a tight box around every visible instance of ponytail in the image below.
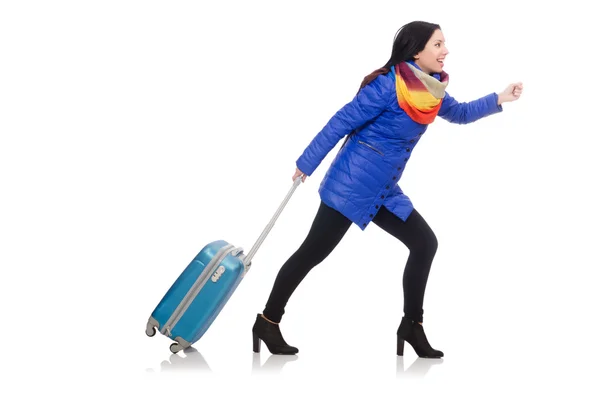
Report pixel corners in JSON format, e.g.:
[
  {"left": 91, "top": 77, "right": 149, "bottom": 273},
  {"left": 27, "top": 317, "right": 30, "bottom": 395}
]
[{"left": 357, "top": 67, "right": 390, "bottom": 93}]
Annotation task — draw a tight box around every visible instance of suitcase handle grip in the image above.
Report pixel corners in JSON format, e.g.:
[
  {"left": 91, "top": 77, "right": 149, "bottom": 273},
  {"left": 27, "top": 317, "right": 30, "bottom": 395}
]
[{"left": 242, "top": 175, "right": 303, "bottom": 267}]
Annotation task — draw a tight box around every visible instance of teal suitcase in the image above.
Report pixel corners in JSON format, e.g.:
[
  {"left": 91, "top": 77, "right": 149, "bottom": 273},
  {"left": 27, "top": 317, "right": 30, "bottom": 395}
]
[{"left": 146, "top": 177, "right": 302, "bottom": 353}]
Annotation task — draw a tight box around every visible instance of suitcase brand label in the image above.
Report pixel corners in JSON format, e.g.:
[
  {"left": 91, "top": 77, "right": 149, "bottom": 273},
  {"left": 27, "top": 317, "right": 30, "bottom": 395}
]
[{"left": 211, "top": 265, "right": 226, "bottom": 282}]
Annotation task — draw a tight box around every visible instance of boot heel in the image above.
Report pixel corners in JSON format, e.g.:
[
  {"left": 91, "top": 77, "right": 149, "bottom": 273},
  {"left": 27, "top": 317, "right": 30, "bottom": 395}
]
[
  {"left": 397, "top": 336, "right": 405, "bottom": 356},
  {"left": 253, "top": 331, "right": 261, "bottom": 353}
]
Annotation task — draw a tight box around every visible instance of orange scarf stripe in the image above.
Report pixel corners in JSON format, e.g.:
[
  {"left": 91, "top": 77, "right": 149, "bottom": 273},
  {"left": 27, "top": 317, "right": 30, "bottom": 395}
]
[{"left": 394, "top": 62, "right": 449, "bottom": 124}]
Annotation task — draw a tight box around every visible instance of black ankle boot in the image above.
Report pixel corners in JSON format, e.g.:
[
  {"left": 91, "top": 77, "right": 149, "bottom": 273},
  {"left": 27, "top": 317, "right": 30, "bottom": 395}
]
[
  {"left": 252, "top": 313, "right": 299, "bottom": 355},
  {"left": 396, "top": 317, "right": 443, "bottom": 358}
]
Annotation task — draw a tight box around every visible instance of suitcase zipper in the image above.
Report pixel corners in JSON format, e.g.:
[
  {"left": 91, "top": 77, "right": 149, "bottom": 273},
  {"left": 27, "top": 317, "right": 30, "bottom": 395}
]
[
  {"left": 162, "top": 244, "right": 237, "bottom": 336},
  {"left": 357, "top": 140, "right": 384, "bottom": 156}
]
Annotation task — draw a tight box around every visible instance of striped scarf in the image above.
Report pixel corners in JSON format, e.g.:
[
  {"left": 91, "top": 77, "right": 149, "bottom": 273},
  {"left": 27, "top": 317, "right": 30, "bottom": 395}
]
[{"left": 394, "top": 61, "right": 449, "bottom": 124}]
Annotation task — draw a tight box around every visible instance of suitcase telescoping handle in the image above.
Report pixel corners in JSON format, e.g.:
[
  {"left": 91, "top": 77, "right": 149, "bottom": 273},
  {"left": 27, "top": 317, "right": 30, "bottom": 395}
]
[{"left": 241, "top": 175, "right": 303, "bottom": 268}]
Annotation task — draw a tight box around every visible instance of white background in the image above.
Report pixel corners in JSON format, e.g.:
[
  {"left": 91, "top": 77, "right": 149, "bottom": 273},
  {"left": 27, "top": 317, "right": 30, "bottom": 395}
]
[{"left": 1, "top": 0, "right": 599, "bottom": 395}]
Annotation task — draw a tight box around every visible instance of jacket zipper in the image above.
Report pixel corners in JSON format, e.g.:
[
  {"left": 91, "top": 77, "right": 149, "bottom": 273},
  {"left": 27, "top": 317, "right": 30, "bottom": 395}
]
[{"left": 357, "top": 140, "right": 384, "bottom": 156}]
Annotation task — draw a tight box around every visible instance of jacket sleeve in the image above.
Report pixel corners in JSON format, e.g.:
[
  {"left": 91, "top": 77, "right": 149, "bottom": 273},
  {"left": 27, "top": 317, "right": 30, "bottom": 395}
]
[
  {"left": 296, "top": 74, "right": 393, "bottom": 176},
  {"left": 437, "top": 91, "right": 503, "bottom": 125}
]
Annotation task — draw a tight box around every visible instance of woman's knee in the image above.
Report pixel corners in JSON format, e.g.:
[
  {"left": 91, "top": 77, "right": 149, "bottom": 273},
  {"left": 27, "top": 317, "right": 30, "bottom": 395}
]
[
  {"left": 428, "top": 232, "right": 438, "bottom": 256},
  {"left": 410, "top": 230, "right": 438, "bottom": 258}
]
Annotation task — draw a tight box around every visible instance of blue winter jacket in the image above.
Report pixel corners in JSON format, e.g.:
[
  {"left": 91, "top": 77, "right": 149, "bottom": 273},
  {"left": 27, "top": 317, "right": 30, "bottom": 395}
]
[{"left": 296, "top": 60, "right": 503, "bottom": 230}]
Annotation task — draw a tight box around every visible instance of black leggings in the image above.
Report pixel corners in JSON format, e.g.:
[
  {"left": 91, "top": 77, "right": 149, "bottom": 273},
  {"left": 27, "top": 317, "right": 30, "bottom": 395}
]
[{"left": 263, "top": 201, "right": 438, "bottom": 323}]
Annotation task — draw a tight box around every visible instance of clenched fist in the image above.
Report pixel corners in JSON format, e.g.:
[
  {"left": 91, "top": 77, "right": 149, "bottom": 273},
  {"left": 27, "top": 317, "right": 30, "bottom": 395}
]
[{"left": 498, "top": 82, "right": 523, "bottom": 105}]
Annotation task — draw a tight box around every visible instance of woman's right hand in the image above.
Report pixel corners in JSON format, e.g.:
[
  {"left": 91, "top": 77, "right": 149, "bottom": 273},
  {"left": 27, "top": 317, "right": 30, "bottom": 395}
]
[{"left": 293, "top": 167, "right": 307, "bottom": 182}]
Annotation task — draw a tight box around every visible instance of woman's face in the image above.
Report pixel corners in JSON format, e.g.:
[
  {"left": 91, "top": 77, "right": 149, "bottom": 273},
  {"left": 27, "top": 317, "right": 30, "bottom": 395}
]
[{"left": 414, "top": 29, "right": 449, "bottom": 75}]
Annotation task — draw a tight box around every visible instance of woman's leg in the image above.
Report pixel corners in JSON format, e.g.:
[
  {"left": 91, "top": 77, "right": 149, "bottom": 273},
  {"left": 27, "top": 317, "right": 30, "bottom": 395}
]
[
  {"left": 262, "top": 201, "right": 352, "bottom": 323},
  {"left": 371, "top": 206, "right": 438, "bottom": 323}
]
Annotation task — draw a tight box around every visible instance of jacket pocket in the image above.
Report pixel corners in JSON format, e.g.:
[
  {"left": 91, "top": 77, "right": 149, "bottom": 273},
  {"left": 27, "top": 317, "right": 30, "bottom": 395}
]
[{"left": 357, "top": 140, "right": 384, "bottom": 156}]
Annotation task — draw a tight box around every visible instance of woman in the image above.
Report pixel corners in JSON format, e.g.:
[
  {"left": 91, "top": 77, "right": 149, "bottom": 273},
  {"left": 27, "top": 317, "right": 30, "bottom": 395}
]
[{"left": 252, "top": 21, "right": 523, "bottom": 358}]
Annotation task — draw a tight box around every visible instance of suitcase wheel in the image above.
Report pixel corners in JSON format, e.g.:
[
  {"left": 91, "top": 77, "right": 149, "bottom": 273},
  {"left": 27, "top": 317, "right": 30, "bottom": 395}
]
[
  {"left": 146, "top": 318, "right": 159, "bottom": 337},
  {"left": 145, "top": 326, "right": 156, "bottom": 337},
  {"left": 170, "top": 343, "right": 183, "bottom": 354}
]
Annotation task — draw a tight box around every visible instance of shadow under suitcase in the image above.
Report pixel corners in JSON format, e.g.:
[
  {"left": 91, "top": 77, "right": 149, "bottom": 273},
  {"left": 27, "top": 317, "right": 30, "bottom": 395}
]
[{"left": 145, "top": 347, "right": 298, "bottom": 374}]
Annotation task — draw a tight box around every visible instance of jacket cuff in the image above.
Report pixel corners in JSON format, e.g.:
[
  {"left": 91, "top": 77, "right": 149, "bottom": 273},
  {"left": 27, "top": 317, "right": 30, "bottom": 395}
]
[
  {"left": 489, "top": 92, "right": 503, "bottom": 114},
  {"left": 296, "top": 156, "right": 316, "bottom": 177}
]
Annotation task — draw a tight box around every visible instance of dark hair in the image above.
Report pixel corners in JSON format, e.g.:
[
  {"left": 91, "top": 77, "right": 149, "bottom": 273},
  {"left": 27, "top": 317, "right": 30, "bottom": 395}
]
[{"left": 358, "top": 21, "right": 441, "bottom": 91}]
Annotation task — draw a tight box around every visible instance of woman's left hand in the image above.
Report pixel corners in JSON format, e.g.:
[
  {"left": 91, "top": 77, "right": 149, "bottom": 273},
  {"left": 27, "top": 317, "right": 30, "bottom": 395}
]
[{"left": 498, "top": 82, "right": 523, "bottom": 105}]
